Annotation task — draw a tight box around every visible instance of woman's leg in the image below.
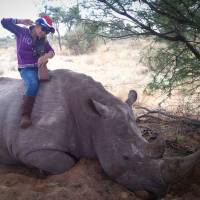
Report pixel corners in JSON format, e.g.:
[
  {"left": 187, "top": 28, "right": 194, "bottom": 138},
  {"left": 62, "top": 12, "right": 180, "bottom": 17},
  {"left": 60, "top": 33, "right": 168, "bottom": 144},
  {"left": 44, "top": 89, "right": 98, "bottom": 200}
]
[
  {"left": 20, "top": 67, "right": 39, "bottom": 97},
  {"left": 19, "top": 68, "right": 39, "bottom": 128}
]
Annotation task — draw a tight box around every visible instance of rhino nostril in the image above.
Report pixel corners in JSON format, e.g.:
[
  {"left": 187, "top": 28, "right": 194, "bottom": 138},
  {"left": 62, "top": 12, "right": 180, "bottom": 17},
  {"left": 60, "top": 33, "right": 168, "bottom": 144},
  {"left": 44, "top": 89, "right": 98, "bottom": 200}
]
[{"left": 135, "top": 190, "right": 156, "bottom": 200}]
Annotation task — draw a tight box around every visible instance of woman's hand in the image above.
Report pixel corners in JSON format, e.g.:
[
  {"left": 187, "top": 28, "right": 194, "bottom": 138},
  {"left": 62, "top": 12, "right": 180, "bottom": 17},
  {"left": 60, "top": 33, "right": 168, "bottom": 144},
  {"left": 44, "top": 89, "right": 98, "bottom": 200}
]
[
  {"left": 38, "top": 55, "right": 48, "bottom": 67},
  {"left": 38, "top": 52, "right": 54, "bottom": 67},
  {"left": 17, "top": 19, "right": 33, "bottom": 26}
]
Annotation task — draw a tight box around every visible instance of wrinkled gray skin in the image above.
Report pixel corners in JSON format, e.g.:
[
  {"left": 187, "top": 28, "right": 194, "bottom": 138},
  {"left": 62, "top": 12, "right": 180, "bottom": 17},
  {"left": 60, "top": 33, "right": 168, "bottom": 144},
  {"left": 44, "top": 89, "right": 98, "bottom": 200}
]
[{"left": 0, "top": 69, "right": 200, "bottom": 199}]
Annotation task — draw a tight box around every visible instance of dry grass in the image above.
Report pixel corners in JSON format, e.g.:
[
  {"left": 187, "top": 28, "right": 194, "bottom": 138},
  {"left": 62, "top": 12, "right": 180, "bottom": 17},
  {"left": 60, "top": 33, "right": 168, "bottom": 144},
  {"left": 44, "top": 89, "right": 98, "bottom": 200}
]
[
  {"left": 0, "top": 38, "right": 194, "bottom": 112},
  {"left": 48, "top": 39, "right": 152, "bottom": 102}
]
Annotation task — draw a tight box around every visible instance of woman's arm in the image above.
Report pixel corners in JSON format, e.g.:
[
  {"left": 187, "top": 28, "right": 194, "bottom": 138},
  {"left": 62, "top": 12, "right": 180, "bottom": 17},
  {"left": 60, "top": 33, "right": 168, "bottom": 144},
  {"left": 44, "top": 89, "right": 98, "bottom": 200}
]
[
  {"left": 44, "top": 51, "right": 55, "bottom": 59},
  {"left": 37, "top": 51, "right": 55, "bottom": 67},
  {"left": 1, "top": 18, "right": 33, "bottom": 35}
]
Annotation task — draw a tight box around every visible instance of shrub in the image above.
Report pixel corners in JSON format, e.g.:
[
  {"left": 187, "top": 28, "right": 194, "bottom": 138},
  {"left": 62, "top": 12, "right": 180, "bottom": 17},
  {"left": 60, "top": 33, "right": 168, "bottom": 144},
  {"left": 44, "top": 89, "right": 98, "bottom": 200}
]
[
  {"left": 64, "top": 24, "right": 98, "bottom": 55},
  {"left": 0, "top": 36, "right": 15, "bottom": 48}
]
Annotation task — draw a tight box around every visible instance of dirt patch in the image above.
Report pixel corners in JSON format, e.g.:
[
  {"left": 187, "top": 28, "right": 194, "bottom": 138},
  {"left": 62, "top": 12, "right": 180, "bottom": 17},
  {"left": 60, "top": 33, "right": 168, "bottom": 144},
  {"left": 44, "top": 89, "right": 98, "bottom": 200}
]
[
  {"left": 0, "top": 160, "right": 139, "bottom": 200},
  {"left": 0, "top": 119, "right": 199, "bottom": 200},
  {"left": 1, "top": 36, "right": 199, "bottom": 199},
  {"left": 0, "top": 159, "right": 199, "bottom": 200}
]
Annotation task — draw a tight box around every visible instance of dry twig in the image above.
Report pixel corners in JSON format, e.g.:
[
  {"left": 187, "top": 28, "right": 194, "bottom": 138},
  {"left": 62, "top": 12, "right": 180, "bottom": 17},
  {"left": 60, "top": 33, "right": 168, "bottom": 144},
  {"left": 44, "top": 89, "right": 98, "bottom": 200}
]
[{"left": 136, "top": 106, "right": 200, "bottom": 127}]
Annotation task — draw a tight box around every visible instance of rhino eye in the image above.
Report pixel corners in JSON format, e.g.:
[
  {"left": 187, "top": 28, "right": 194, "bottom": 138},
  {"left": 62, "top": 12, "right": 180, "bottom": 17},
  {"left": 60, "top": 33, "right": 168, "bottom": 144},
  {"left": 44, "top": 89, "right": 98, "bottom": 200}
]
[{"left": 123, "top": 155, "right": 130, "bottom": 160}]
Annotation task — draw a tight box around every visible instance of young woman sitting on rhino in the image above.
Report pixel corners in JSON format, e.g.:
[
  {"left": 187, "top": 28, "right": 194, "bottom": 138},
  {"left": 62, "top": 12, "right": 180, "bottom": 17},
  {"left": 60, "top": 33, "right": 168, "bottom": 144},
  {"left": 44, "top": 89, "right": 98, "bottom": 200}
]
[{"left": 1, "top": 15, "right": 55, "bottom": 128}]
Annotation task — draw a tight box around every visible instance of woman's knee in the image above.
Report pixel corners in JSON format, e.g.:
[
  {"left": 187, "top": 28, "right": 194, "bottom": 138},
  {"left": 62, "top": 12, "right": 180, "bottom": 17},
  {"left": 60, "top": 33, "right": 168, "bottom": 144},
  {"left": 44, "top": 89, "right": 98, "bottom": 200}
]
[
  {"left": 20, "top": 68, "right": 39, "bottom": 96},
  {"left": 26, "top": 79, "right": 39, "bottom": 96}
]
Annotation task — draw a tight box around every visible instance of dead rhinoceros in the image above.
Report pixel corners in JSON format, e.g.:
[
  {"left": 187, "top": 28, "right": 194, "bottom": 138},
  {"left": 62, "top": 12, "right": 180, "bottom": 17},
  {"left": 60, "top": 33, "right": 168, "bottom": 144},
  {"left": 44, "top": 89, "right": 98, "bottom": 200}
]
[{"left": 0, "top": 69, "right": 199, "bottom": 199}]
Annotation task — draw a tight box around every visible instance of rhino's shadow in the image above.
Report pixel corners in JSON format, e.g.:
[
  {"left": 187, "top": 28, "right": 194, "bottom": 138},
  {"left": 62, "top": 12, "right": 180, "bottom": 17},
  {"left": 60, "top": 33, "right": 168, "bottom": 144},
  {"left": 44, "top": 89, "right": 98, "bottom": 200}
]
[{"left": 0, "top": 163, "right": 47, "bottom": 179}]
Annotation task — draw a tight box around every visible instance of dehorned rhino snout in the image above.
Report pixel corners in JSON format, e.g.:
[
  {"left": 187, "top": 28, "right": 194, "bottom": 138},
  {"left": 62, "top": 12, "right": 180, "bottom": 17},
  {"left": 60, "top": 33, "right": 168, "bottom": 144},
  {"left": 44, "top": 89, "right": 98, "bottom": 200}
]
[{"left": 161, "top": 149, "right": 200, "bottom": 184}]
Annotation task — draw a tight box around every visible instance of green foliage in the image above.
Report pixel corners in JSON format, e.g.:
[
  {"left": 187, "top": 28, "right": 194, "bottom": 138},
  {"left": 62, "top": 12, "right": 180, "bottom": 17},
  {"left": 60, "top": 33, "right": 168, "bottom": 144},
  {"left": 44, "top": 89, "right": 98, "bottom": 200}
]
[
  {"left": 142, "top": 38, "right": 200, "bottom": 96},
  {"left": 64, "top": 23, "right": 99, "bottom": 55},
  {"left": 80, "top": 1, "right": 134, "bottom": 38},
  {"left": 0, "top": 36, "right": 15, "bottom": 48},
  {"left": 62, "top": 6, "right": 81, "bottom": 32},
  {"left": 81, "top": 0, "right": 200, "bottom": 96},
  {"left": 45, "top": 5, "right": 82, "bottom": 33},
  {"left": 46, "top": 6, "right": 66, "bottom": 24},
  {"left": 176, "top": 134, "right": 185, "bottom": 144}
]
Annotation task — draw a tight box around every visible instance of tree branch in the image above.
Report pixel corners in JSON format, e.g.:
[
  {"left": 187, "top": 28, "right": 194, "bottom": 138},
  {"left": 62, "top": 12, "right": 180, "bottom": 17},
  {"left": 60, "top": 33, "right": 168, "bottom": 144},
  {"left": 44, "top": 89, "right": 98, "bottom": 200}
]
[
  {"left": 136, "top": 106, "right": 200, "bottom": 127},
  {"left": 97, "top": 0, "right": 200, "bottom": 60},
  {"left": 142, "top": 0, "right": 199, "bottom": 28}
]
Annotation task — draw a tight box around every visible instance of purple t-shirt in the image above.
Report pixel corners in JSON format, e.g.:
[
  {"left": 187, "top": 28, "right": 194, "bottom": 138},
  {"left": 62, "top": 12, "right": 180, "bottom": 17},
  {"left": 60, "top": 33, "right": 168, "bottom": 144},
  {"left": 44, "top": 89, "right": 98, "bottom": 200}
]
[{"left": 1, "top": 18, "right": 54, "bottom": 68}]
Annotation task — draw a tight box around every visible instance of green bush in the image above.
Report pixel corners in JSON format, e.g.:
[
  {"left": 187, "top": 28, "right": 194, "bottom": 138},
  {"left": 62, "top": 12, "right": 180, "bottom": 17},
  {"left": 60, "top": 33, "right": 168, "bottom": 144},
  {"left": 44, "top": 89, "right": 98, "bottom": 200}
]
[
  {"left": 0, "top": 36, "right": 15, "bottom": 48},
  {"left": 64, "top": 24, "right": 98, "bottom": 55}
]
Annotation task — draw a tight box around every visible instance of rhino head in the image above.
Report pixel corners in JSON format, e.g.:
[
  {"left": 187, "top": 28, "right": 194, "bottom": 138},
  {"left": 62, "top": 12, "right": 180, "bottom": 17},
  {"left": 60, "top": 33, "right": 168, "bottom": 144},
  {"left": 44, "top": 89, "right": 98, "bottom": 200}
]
[{"left": 91, "top": 90, "right": 200, "bottom": 199}]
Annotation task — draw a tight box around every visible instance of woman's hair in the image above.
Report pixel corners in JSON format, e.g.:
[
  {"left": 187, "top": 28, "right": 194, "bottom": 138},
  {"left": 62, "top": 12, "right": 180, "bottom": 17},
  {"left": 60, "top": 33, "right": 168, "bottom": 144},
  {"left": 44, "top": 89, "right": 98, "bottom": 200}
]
[{"left": 32, "top": 35, "right": 47, "bottom": 58}]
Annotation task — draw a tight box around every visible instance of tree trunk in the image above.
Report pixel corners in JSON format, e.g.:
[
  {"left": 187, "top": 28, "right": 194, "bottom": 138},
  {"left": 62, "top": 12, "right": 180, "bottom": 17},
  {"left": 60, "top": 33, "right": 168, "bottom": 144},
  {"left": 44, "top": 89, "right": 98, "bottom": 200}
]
[{"left": 56, "top": 28, "right": 62, "bottom": 51}]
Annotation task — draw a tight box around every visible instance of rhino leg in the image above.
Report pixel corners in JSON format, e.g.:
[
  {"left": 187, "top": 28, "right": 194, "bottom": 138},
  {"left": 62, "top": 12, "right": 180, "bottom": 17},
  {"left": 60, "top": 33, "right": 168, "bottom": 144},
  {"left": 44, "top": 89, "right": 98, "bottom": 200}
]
[{"left": 21, "top": 150, "right": 76, "bottom": 174}]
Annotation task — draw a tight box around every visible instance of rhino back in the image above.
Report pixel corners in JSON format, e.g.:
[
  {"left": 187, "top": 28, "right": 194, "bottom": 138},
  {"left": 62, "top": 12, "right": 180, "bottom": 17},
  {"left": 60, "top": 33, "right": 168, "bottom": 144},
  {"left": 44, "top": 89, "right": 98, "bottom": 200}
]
[{"left": 0, "top": 69, "right": 122, "bottom": 164}]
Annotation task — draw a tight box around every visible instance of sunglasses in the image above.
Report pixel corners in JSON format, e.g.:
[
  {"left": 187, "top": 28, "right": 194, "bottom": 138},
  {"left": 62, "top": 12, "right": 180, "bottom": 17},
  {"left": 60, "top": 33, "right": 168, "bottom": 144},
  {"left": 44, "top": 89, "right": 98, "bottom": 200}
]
[{"left": 41, "top": 26, "right": 51, "bottom": 34}]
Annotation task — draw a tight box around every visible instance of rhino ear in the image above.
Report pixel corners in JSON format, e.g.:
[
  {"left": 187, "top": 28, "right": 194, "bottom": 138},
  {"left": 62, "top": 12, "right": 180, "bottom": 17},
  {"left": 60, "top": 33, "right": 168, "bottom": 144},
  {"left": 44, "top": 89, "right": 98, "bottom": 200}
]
[
  {"left": 125, "top": 90, "right": 137, "bottom": 107},
  {"left": 90, "top": 99, "right": 114, "bottom": 118}
]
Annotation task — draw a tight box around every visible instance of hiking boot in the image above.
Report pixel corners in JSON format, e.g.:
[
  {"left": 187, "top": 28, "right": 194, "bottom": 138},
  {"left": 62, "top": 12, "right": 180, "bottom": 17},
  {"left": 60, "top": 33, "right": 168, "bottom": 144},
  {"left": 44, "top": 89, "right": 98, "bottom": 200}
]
[
  {"left": 20, "top": 96, "right": 35, "bottom": 129},
  {"left": 20, "top": 115, "right": 32, "bottom": 128}
]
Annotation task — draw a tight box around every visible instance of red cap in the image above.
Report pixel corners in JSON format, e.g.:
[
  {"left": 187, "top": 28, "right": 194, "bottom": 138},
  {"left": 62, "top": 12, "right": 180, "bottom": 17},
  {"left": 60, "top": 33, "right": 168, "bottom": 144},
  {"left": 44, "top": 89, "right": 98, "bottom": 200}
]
[
  {"left": 35, "top": 15, "right": 55, "bottom": 33},
  {"left": 42, "top": 15, "right": 53, "bottom": 27}
]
